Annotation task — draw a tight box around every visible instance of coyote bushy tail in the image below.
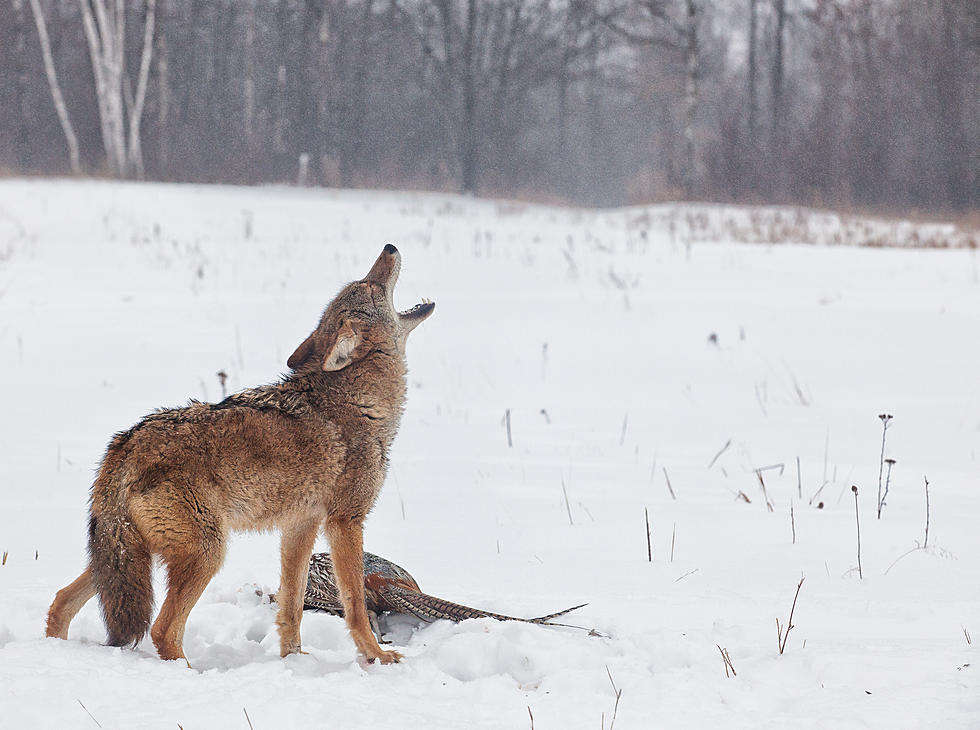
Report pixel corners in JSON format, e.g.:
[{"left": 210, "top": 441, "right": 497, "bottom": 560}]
[{"left": 88, "top": 448, "right": 153, "bottom": 647}]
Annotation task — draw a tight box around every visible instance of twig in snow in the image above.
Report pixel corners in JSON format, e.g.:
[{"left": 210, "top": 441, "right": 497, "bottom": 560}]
[
  {"left": 663, "top": 467, "right": 676, "bottom": 500},
  {"left": 528, "top": 706, "right": 534, "bottom": 730},
  {"left": 216, "top": 369, "right": 228, "bottom": 399},
  {"left": 2, "top": 551, "right": 7, "bottom": 566},
  {"left": 876, "top": 414, "right": 893, "bottom": 519},
  {"left": 852, "top": 486, "right": 863, "bottom": 579},
  {"left": 923, "top": 475, "right": 931, "bottom": 548},
  {"left": 673, "top": 568, "right": 699, "bottom": 582},
  {"left": 789, "top": 370, "right": 810, "bottom": 406},
  {"left": 790, "top": 501, "right": 796, "bottom": 545},
  {"left": 670, "top": 523, "right": 676, "bottom": 563},
  {"left": 965, "top": 628, "right": 973, "bottom": 645},
  {"left": 755, "top": 470, "right": 774, "bottom": 512},
  {"left": 883, "top": 545, "right": 926, "bottom": 575},
  {"left": 505, "top": 409, "right": 513, "bottom": 447},
  {"left": 808, "top": 480, "right": 829, "bottom": 506},
  {"left": 243, "top": 707, "right": 254, "bottom": 730},
  {"left": 604, "top": 666, "right": 623, "bottom": 730},
  {"left": 883, "top": 475, "right": 936, "bottom": 574},
  {"left": 561, "top": 479, "right": 574, "bottom": 526},
  {"left": 644, "top": 507, "right": 652, "bottom": 562},
  {"left": 619, "top": 413, "right": 628, "bottom": 446},
  {"left": 77, "top": 699, "right": 103, "bottom": 728},
  {"left": 707, "top": 439, "right": 731, "bottom": 469},
  {"left": 796, "top": 456, "right": 802, "bottom": 499},
  {"left": 717, "top": 645, "right": 737, "bottom": 677},
  {"left": 776, "top": 575, "right": 805, "bottom": 655}
]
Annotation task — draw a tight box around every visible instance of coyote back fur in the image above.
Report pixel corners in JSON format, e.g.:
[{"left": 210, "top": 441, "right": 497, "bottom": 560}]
[{"left": 46, "top": 245, "right": 433, "bottom": 665}]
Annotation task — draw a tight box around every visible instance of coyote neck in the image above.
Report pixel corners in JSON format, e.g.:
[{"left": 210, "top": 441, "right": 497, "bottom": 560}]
[{"left": 302, "top": 352, "right": 407, "bottom": 428}]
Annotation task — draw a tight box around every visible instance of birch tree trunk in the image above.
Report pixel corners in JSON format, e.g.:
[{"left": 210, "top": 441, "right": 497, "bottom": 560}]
[
  {"left": 155, "top": 0, "right": 170, "bottom": 173},
  {"left": 77, "top": 0, "right": 156, "bottom": 178},
  {"left": 28, "top": 0, "right": 82, "bottom": 174},
  {"left": 126, "top": 0, "right": 156, "bottom": 179}
]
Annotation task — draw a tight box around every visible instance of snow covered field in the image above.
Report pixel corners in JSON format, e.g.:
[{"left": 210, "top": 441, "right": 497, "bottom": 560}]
[{"left": 0, "top": 180, "right": 977, "bottom": 728}]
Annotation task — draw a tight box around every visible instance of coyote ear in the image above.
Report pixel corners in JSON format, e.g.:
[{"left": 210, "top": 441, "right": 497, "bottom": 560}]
[
  {"left": 321, "top": 321, "right": 361, "bottom": 372},
  {"left": 287, "top": 334, "right": 316, "bottom": 369}
]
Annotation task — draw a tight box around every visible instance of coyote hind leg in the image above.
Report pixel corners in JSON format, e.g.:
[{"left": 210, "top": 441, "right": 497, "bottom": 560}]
[
  {"left": 150, "top": 547, "right": 224, "bottom": 665},
  {"left": 46, "top": 567, "right": 97, "bottom": 640}
]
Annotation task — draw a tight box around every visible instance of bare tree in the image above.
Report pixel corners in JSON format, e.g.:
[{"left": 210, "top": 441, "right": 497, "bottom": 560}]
[
  {"left": 771, "top": 0, "right": 786, "bottom": 148},
  {"left": 609, "top": 0, "right": 705, "bottom": 197},
  {"left": 747, "top": 0, "right": 757, "bottom": 148},
  {"left": 28, "top": 0, "right": 81, "bottom": 174},
  {"left": 77, "top": 0, "right": 156, "bottom": 178}
]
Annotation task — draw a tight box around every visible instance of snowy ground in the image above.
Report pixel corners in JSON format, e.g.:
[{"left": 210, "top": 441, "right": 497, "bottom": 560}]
[{"left": 0, "top": 180, "right": 977, "bottom": 729}]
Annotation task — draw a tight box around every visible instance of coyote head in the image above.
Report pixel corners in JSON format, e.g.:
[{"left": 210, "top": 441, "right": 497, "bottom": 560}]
[{"left": 287, "top": 244, "right": 434, "bottom": 372}]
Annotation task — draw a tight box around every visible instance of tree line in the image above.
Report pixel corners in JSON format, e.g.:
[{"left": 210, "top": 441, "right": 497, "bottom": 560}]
[{"left": 1, "top": 0, "right": 977, "bottom": 210}]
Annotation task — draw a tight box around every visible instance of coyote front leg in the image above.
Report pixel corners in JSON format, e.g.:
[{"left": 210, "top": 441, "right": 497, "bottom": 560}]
[
  {"left": 277, "top": 520, "right": 320, "bottom": 657},
  {"left": 325, "top": 517, "right": 402, "bottom": 664}
]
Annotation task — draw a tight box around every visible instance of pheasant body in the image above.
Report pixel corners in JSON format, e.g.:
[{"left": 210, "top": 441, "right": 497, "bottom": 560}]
[{"left": 302, "top": 551, "right": 585, "bottom": 626}]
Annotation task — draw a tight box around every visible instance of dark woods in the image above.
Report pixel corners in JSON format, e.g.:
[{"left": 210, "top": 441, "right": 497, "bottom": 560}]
[{"left": 1, "top": 0, "right": 978, "bottom": 210}]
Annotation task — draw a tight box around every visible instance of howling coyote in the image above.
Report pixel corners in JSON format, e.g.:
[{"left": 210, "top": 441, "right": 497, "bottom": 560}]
[{"left": 46, "top": 245, "right": 433, "bottom": 665}]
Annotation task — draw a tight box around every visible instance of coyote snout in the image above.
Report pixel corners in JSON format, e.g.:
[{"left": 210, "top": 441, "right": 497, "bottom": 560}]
[{"left": 45, "top": 245, "right": 433, "bottom": 666}]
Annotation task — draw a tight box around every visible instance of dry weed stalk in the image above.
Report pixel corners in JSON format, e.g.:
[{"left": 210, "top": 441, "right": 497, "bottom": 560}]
[
  {"left": 707, "top": 439, "right": 732, "bottom": 469},
  {"left": 561, "top": 479, "right": 573, "bottom": 526},
  {"left": 755, "top": 469, "right": 775, "bottom": 512},
  {"left": 876, "top": 414, "right": 893, "bottom": 519},
  {"left": 717, "top": 645, "right": 737, "bottom": 677},
  {"left": 77, "top": 699, "right": 103, "bottom": 728},
  {"left": 644, "top": 507, "right": 652, "bottom": 562},
  {"left": 663, "top": 467, "right": 677, "bottom": 500},
  {"left": 852, "top": 486, "right": 863, "bottom": 579},
  {"left": 602, "top": 666, "right": 623, "bottom": 730},
  {"left": 923, "top": 475, "right": 931, "bottom": 548},
  {"left": 776, "top": 575, "right": 805, "bottom": 655}
]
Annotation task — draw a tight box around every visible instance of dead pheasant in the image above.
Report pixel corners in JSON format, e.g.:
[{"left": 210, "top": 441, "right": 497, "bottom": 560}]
[{"left": 299, "top": 551, "right": 586, "bottom": 634}]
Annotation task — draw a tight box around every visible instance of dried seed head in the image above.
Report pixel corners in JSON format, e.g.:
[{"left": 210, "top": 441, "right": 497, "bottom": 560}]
[
  {"left": 885, "top": 458, "right": 896, "bottom": 465},
  {"left": 851, "top": 485, "right": 858, "bottom": 494}
]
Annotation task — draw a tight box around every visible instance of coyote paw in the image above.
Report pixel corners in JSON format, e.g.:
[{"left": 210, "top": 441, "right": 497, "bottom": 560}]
[
  {"left": 280, "top": 644, "right": 308, "bottom": 658},
  {"left": 368, "top": 648, "right": 402, "bottom": 665}
]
